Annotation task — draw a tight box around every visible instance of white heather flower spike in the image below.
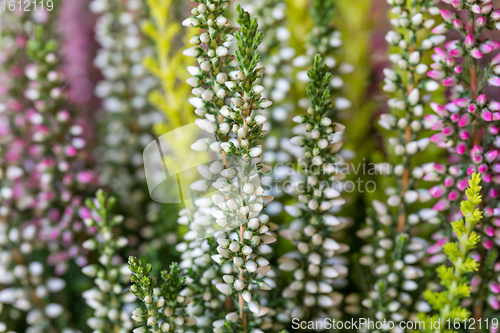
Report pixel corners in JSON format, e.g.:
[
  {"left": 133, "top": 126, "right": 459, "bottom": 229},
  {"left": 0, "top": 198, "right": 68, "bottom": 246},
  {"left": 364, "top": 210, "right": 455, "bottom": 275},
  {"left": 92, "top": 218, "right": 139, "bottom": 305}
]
[
  {"left": 81, "top": 191, "right": 135, "bottom": 332},
  {"left": 173, "top": 0, "right": 238, "bottom": 328},
  {"left": 425, "top": 0, "right": 500, "bottom": 315},
  {"left": 177, "top": 2, "right": 275, "bottom": 332},
  {"left": 279, "top": 55, "right": 349, "bottom": 324},
  {"left": 358, "top": 0, "right": 438, "bottom": 327}
]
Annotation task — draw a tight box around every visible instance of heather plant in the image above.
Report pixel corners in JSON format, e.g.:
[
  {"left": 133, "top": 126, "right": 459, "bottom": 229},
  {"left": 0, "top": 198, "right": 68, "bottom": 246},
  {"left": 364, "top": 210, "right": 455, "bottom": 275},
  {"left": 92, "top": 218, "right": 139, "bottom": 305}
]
[
  {"left": 90, "top": 0, "right": 183, "bottom": 271},
  {"left": 419, "top": 173, "right": 483, "bottom": 333},
  {"left": 424, "top": 0, "right": 500, "bottom": 318},
  {"left": 243, "top": 0, "right": 295, "bottom": 209},
  {"left": 357, "top": 0, "right": 443, "bottom": 327},
  {"left": 179, "top": 3, "right": 276, "bottom": 331},
  {"left": 81, "top": 190, "right": 135, "bottom": 332},
  {"left": 172, "top": 0, "right": 238, "bottom": 330},
  {"left": 0, "top": 24, "right": 92, "bottom": 332},
  {"left": 58, "top": 0, "right": 98, "bottom": 109},
  {"left": 209, "top": 6, "right": 276, "bottom": 331},
  {"left": 278, "top": 55, "right": 349, "bottom": 325},
  {"left": 293, "top": 0, "right": 352, "bottom": 117},
  {"left": 2, "top": 0, "right": 500, "bottom": 331}
]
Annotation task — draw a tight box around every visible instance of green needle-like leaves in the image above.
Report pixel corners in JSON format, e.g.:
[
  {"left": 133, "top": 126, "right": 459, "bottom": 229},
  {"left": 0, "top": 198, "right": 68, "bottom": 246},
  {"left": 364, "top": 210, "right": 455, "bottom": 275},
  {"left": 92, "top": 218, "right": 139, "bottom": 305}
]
[{"left": 419, "top": 173, "right": 483, "bottom": 333}]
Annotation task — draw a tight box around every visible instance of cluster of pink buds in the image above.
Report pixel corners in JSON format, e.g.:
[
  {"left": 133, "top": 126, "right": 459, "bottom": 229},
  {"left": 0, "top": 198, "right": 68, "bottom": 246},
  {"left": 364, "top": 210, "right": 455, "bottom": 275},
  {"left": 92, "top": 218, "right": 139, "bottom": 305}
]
[
  {"left": 424, "top": 0, "right": 500, "bottom": 317},
  {"left": 0, "top": 29, "right": 96, "bottom": 275}
]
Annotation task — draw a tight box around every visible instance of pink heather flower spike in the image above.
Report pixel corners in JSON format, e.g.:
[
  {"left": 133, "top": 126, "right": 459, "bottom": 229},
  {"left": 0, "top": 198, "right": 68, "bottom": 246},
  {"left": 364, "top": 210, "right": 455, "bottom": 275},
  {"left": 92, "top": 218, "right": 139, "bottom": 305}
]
[
  {"left": 427, "top": 4, "right": 500, "bottom": 307},
  {"left": 58, "top": 0, "right": 98, "bottom": 107},
  {"left": 361, "top": 0, "right": 442, "bottom": 321}
]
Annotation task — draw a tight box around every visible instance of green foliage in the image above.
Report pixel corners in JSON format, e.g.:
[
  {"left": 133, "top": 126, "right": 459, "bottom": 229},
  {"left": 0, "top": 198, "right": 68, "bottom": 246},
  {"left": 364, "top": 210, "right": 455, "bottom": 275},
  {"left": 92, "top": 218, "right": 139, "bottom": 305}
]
[
  {"left": 129, "top": 257, "right": 161, "bottom": 331},
  {"left": 84, "top": 189, "right": 119, "bottom": 229},
  {"left": 310, "top": 0, "right": 335, "bottom": 29},
  {"left": 234, "top": 4, "right": 263, "bottom": 81},
  {"left": 27, "top": 26, "right": 57, "bottom": 61},
  {"left": 223, "top": 4, "right": 269, "bottom": 157},
  {"left": 221, "top": 321, "right": 235, "bottom": 333},
  {"left": 129, "top": 257, "right": 156, "bottom": 304},
  {"left": 420, "top": 173, "right": 483, "bottom": 333},
  {"left": 233, "top": 3, "right": 266, "bottom": 118},
  {"left": 306, "top": 54, "right": 334, "bottom": 116},
  {"left": 142, "top": 0, "right": 194, "bottom": 133},
  {"left": 129, "top": 257, "right": 190, "bottom": 332}
]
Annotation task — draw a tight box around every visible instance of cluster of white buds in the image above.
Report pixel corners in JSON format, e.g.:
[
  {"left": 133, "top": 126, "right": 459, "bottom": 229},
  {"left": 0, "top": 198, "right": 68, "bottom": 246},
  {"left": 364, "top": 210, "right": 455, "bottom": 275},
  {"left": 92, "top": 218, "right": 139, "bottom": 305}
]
[
  {"left": 277, "top": 55, "right": 349, "bottom": 325},
  {"left": 0, "top": 256, "right": 70, "bottom": 333},
  {"left": 176, "top": 181, "right": 227, "bottom": 330},
  {"left": 209, "top": 5, "right": 278, "bottom": 332},
  {"left": 358, "top": 0, "right": 440, "bottom": 328},
  {"left": 211, "top": 173, "right": 277, "bottom": 311},
  {"left": 81, "top": 190, "right": 135, "bottom": 332},
  {"left": 293, "top": 0, "right": 353, "bottom": 114},
  {"left": 242, "top": 2, "right": 299, "bottom": 249},
  {"left": 357, "top": 203, "right": 432, "bottom": 324},
  {"left": 91, "top": 0, "right": 160, "bottom": 227},
  {"left": 175, "top": 0, "right": 236, "bottom": 328}
]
